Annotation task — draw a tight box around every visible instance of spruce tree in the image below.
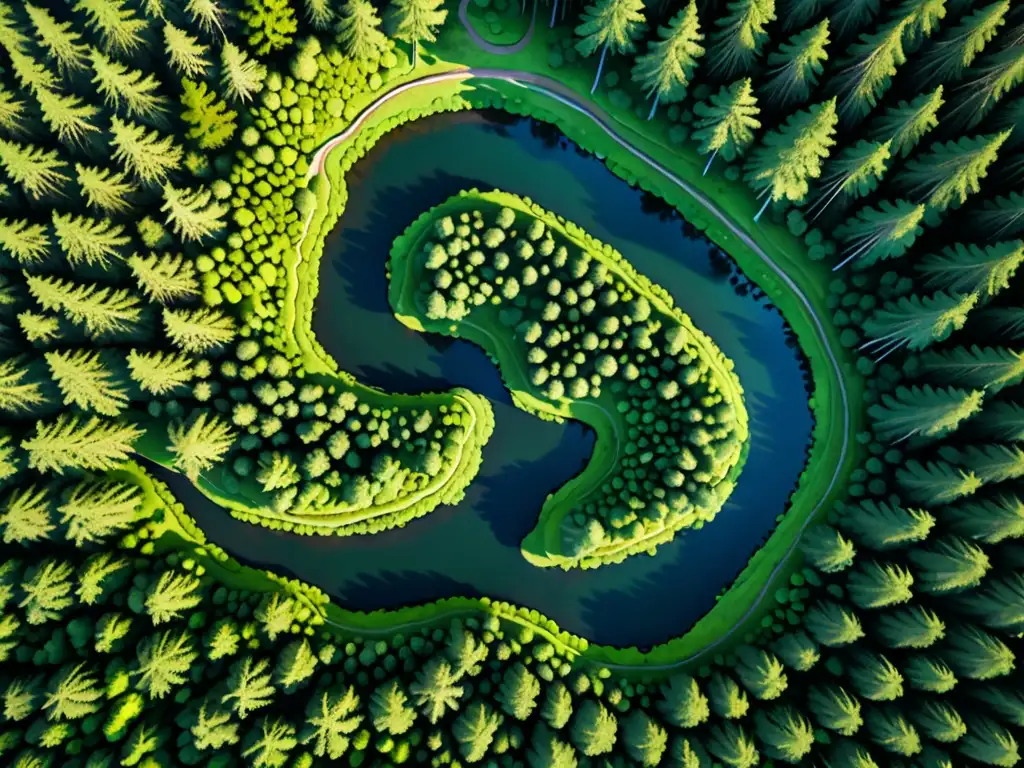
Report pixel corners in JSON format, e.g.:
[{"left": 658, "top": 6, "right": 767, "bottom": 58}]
[
  {"left": 575, "top": 0, "right": 647, "bottom": 94},
  {"left": 869, "top": 384, "right": 984, "bottom": 443},
  {"left": 220, "top": 42, "right": 267, "bottom": 103},
  {"left": 916, "top": 240, "right": 1024, "bottom": 298},
  {"left": 45, "top": 348, "right": 129, "bottom": 416},
  {"left": 691, "top": 78, "right": 761, "bottom": 175},
  {"left": 167, "top": 412, "right": 236, "bottom": 481},
  {"left": 89, "top": 50, "right": 167, "bottom": 119},
  {"left": 868, "top": 85, "right": 944, "bottom": 157},
  {"left": 630, "top": 1, "right": 704, "bottom": 120},
  {"left": 708, "top": 0, "right": 776, "bottom": 78},
  {"left": 763, "top": 20, "right": 830, "bottom": 108},
  {"left": 180, "top": 79, "right": 237, "bottom": 150},
  {"left": 901, "top": 131, "right": 1012, "bottom": 211},
  {"left": 337, "top": 0, "right": 389, "bottom": 63},
  {"left": 390, "top": 0, "right": 448, "bottom": 69},
  {"left": 860, "top": 291, "right": 978, "bottom": 358}
]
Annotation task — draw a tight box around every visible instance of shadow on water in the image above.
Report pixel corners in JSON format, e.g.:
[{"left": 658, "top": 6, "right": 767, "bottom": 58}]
[{"left": 169, "top": 110, "right": 814, "bottom": 647}]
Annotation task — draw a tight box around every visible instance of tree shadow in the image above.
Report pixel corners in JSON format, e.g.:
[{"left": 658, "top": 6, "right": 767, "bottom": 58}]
[{"left": 336, "top": 569, "right": 480, "bottom": 612}]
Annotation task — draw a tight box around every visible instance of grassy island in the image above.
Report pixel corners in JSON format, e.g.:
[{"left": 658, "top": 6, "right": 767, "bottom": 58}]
[{"left": 389, "top": 189, "right": 749, "bottom": 568}]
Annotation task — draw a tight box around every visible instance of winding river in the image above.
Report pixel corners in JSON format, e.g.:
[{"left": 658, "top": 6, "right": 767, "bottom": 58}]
[{"left": 167, "top": 111, "right": 813, "bottom": 648}]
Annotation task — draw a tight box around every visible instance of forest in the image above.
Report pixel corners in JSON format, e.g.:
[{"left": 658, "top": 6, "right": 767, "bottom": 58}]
[{"left": 0, "top": 0, "right": 1022, "bottom": 766}]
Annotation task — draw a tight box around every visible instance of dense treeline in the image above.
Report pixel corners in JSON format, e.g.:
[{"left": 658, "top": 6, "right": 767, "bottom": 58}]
[{"left": 394, "top": 193, "right": 747, "bottom": 566}]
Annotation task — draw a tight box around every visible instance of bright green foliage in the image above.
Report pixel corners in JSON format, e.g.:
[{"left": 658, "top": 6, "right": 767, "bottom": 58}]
[
  {"left": 220, "top": 42, "right": 267, "bottom": 103},
  {"left": 336, "top": 0, "right": 388, "bottom": 63},
  {"left": 810, "top": 139, "right": 890, "bottom": 217},
  {"left": 631, "top": 1, "right": 704, "bottom": 118},
  {"left": 222, "top": 656, "right": 275, "bottom": 718},
  {"left": 862, "top": 292, "right": 978, "bottom": 355},
  {"left": 876, "top": 604, "right": 946, "bottom": 649},
  {"left": 950, "top": 44, "right": 1024, "bottom": 127},
  {"left": 19, "top": 559, "right": 74, "bottom": 624},
  {"left": 190, "top": 701, "right": 240, "bottom": 751},
  {"left": 834, "top": 16, "right": 911, "bottom": 119},
  {"left": 734, "top": 646, "right": 787, "bottom": 701},
  {"left": 410, "top": 657, "right": 463, "bottom": 723},
  {"left": 35, "top": 89, "right": 100, "bottom": 146},
  {"left": 913, "top": 697, "right": 967, "bottom": 743},
  {"left": 304, "top": 0, "right": 334, "bottom": 29},
  {"left": 496, "top": 663, "right": 540, "bottom": 721},
  {"left": 76, "top": 552, "right": 128, "bottom": 605},
  {"left": 185, "top": 0, "right": 225, "bottom": 33},
  {"left": 869, "top": 86, "right": 944, "bottom": 157},
  {"left": 745, "top": 98, "right": 838, "bottom": 213},
  {"left": 849, "top": 651, "right": 904, "bottom": 701},
  {"left": 390, "top": 0, "right": 448, "bottom": 66},
  {"left": 275, "top": 639, "right": 318, "bottom": 691},
  {"left": 161, "top": 182, "right": 227, "bottom": 242},
  {"left": 0, "top": 358, "right": 45, "bottom": 413},
  {"left": 180, "top": 79, "right": 237, "bottom": 150},
  {"left": 18, "top": 311, "right": 60, "bottom": 343},
  {"left": 135, "top": 630, "right": 197, "bottom": 699},
  {"left": 541, "top": 681, "right": 574, "bottom": 729},
  {"left": 771, "top": 631, "right": 818, "bottom": 671},
  {"left": 922, "top": 345, "right": 1024, "bottom": 394},
  {"left": 0, "top": 218, "right": 50, "bottom": 264},
  {"left": 145, "top": 570, "right": 202, "bottom": 624},
  {"left": 943, "top": 495, "right": 1024, "bottom": 544},
  {"left": 255, "top": 593, "right": 296, "bottom": 640},
  {"left": 58, "top": 480, "right": 141, "bottom": 546},
  {"left": 43, "top": 663, "right": 103, "bottom": 720},
  {"left": 110, "top": 117, "right": 184, "bottom": 185},
  {"left": 74, "top": 0, "right": 147, "bottom": 54},
  {"left": 166, "top": 412, "right": 236, "bottom": 481},
  {"left": 847, "top": 561, "right": 914, "bottom": 608},
  {"left": 808, "top": 686, "right": 863, "bottom": 735},
  {"left": 0, "top": 86, "right": 26, "bottom": 132},
  {"left": 164, "top": 22, "right": 210, "bottom": 78},
  {"left": 26, "top": 4, "right": 88, "bottom": 73},
  {"left": 370, "top": 680, "right": 416, "bottom": 735},
  {"left": 958, "top": 716, "right": 1020, "bottom": 766},
  {"left": 754, "top": 705, "right": 814, "bottom": 763},
  {"left": 909, "top": 536, "right": 991, "bottom": 593},
  {"left": 865, "top": 707, "right": 921, "bottom": 756},
  {"left": 453, "top": 701, "right": 503, "bottom": 763},
  {"left": 623, "top": 710, "right": 668, "bottom": 766},
  {"left": 897, "top": 458, "right": 981, "bottom": 505},
  {"left": 205, "top": 619, "right": 241, "bottom": 661},
  {"left": 257, "top": 452, "right": 301, "bottom": 492},
  {"left": 241, "top": 716, "right": 297, "bottom": 768},
  {"left": 763, "top": 20, "right": 830, "bottom": 107},
  {"left": 905, "top": 655, "right": 957, "bottom": 692},
  {"left": 89, "top": 50, "right": 167, "bottom": 119},
  {"left": 162, "top": 307, "right": 236, "bottom": 352},
  {"left": 22, "top": 414, "right": 142, "bottom": 474},
  {"left": 707, "top": 721, "right": 759, "bottom": 768},
  {"left": 575, "top": 0, "right": 646, "bottom": 93},
  {"left": 75, "top": 164, "right": 137, "bottom": 214},
  {"left": 917, "top": 241, "right": 1024, "bottom": 298},
  {"left": 0, "top": 139, "right": 70, "bottom": 199},
  {"left": 52, "top": 212, "right": 130, "bottom": 268},
  {"left": 945, "top": 625, "right": 1015, "bottom": 680},
  {"left": 709, "top": 671, "right": 749, "bottom": 719},
  {"left": 869, "top": 384, "right": 983, "bottom": 443},
  {"left": 1, "top": 485, "right": 53, "bottom": 545},
  {"left": 128, "top": 252, "right": 200, "bottom": 303},
  {"left": 800, "top": 523, "right": 856, "bottom": 572},
  {"left": 527, "top": 724, "right": 578, "bottom": 768},
  {"left": 300, "top": 686, "right": 361, "bottom": 759},
  {"left": 918, "top": 1, "right": 1008, "bottom": 84},
  {"left": 658, "top": 673, "right": 709, "bottom": 728},
  {"left": 127, "top": 349, "right": 195, "bottom": 395},
  {"left": 3, "top": 678, "right": 41, "bottom": 722},
  {"left": 571, "top": 698, "right": 618, "bottom": 756},
  {"left": 45, "top": 349, "right": 128, "bottom": 417},
  {"left": 804, "top": 600, "right": 864, "bottom": 646},
  {"left": 691, "top": 78, "right": 761, "bottom": 167},
  {"left": 240, "top": 0, "right": 298, "bottom": 55},
  {"left": 902, "top": 131, "right": 1012, "bottom": 210},
  {"left": 708, "top": 0, "right": 776, "bottom": 78}
]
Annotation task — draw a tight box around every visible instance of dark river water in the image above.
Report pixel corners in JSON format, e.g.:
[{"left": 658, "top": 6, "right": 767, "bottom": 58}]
[{"left": 166, "top": 111, "right": 814, "bottom": 647}]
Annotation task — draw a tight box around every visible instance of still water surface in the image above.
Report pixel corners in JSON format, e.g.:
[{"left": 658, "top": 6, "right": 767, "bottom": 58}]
[{"left": 169, "top": 112, "right": 813, "bottom": 647}]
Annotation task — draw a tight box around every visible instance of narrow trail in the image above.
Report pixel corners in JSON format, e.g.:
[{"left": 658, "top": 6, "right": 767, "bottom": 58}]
[{"left": 292, "top": 6, "right": 853, "bottom": 670}]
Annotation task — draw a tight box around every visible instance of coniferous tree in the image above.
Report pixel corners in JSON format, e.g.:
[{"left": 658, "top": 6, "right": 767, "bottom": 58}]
[
  {"left": 35, "top": 88, "right": 100, "bottom": 147},
  {"left": 541, "top": 681, "right": 574, "bottom": 729},
  {"left": 948, "top": 44, "right": 1024, "bottom": 127},
  {"left": 220, "top": 42, "right": 267, "bottom": 103},
  {"left": 52, "top": 212, "right": 130, "bottom": 268},
  {"left": 708, "top": 0, "right": 776, "bottom": 78},
  {"left": 19, "top": 559, "right": 74, "bottom": 625},
  {"left": 58, "top": 480, "right": 141, "bottom": 545},
  {"left": 145, "top": 570, "right": 203, "bottom": 625},
  {"left": 89, "top": 49, "right": 167, "bottom": 119},
  {"left": 0, "top": 139, "right": 70, "bottom": 199},
  {"left": 916, "top": 241, "right": 1024, "bottom": 298},
  {"left": 22, "top": 414, "right": 142, "bottom": 474},
  {"left": 909, "top": 535, "right": 991, "bottom": 593},
  {"left": 943, "top": 495, "right": 1024, "bottom": 544},
  {"left": 977, "top": 190, "right": 1024, "bottom": 237},
  {"left": 864, "top": 706, "right": 921, "bottom": 756},
  {"left": 239, "top": 0, "right": 298, "bottom": 55},
  {"left": 571, "top": 698, "right": 618, "bottom": 756},
  {"left": 496, "top": 663, "right": 540, "bottom": 721},
  {"left": 110, "top": 118, "right": 184, "bottom": 185},
  {"left": 222, "top": 656, "right": 275, "bottom": 718},
  {"left": 896, "top": 459, "right": 981, "bottom": 505},
  {"left": 707, "top": 721, "right": 759, "bottom": 768},
  {"left": 623, "top": 710, "right": 667, "bottom": 766},
  {"left": 189, "top": 701, "right": 240, "bottom": 751},
  {"left": 833, "top": 15, "right": 912, "bottom": 120},
  {"left": 304, "top": 0, "right": 334, "bottom": 29},
  {"left": 804, "top": 601, "right": 864, "bottom": 646},
  {"left": 876, "top": 604, "right": 946, "bottom": 648},
  {"left": 763, "top": 20, "right": 830, "bottom": 108},
  {"left": 754, "top": 705, "right": 814, "bottom": 763},
  {"left": 390, "top": 0, "right": 448, "bottom": 68},
  {"left": 631, "top": 1, "right": 704, "bottom": 119},
  {"left": 453, "top": 701, "right": 503, "bottom": 763},
  {"left": 1, "top": 485, "right": 54, "bottom": 545},
  {"left": 800, "top": 523, "right": 856, "bottom": 572},
  {"left": 956, "top": 573, "right": 1024, "bottom": 633},
  {"left": 241, "top": 716, "right": 298, "bottom": 767},
  {"left": 771, "top": 631, "right": 819, "bottom": 671},
  {"left": 734, "top": 646, "right": 787, "bottom": 700},
  {"left": 904, "top": 655, "right": 957, "bottom": 692},
  {"left": 807, "top": 686, "right": 863, "bottom": 736},
  {"left": 860, "top": 292, "right": 978, "bottom": 358},
  {"left": 180, "top": 79, "right": 237, "bottom": 150},
  {"left": 832, "top": 199, "right": 925, "bottom": 269},
  {"left": 944, "top": 624, "right": 1015, "bottom": 680},
  {"left": 0, "top": 218, "right": 50, "bottom": 264},
  {"left": 575, "top": 0, "right": 647, "bottom": 94},
  {"left": 846, "top": 560, "right": 914, "bottom": 608},
  {"left": 185, "top": 0, "right": 225, "bottom": 33},
  {"left": 163, "top": 307, "right": 236, "bottom": 352},
  {"left": 370, "top": 680, "right": 416, "bottom": 735},
  {"left": 135, "top": 629, "right": 198, "bottom": 699},
  {"left": 410, "top": 657, "right": 463, "bottom": 723},
  {"left": 527, "top": 724, "right": 578, "bottom": 768},
  {"left": 161, "top": 183, "right": 227, "bottom": 242},
  {"left": 808, "top": 139, "right": 890, "bottom": 218},
  {"left": 167, "top": 412, "right": 236, "bottom": 481},
  {"left": 76, "top": 551, "right": 128, "bottom": 605},
  {"left": 75, "top": 164, "right": 136, "bottom": 214},
  {"left": 691, "top": 78, "right": 761, "bottom": 175},
  {"left": 917, "top": 0, "right": 1009, "bottom": 86},
  {"left": 0, "top": 357, "right": 45, "bottom": 413},
  {"left": 128, "top": 252, "right": 200, "bottom": 303},
  {"left": 849, "top": 651, "right": 904, "bottom": 701},
  {"left": 958, "top": 715, "right": 1020, "bottom": 766},
  {"left": 164, "top": 23, "right": 210, "bottom": 78},
  {"left": 43, "top": 662, "right": 103, "bottom": 720},
  {"left": 337, "top": 0, "right": 389, "bottom": 63},
  {"left": 709, "top": 671, "right": 750, "bottom": 719},
  {"left": 901, "top": 131, "right": 1012, "bottom": 210},
  {"left": 126, "top": 349, "right": 195, "bottom": 395},
  {"left": 275, "top": 639, "right": 318, "bottom": 691},
  {"left": 300, "top": 686, "right": 362, "bottom": 759},
  {"left": 25, "top": 3, "right": 89, "bottom": 74},
  {"left": 657, "top": 673, "right": 709, "bottom": 728},
  {"left": 75, "top": 0, "right": 148, "bottom": 54},
  {"left": 0, "top": 86, "right": 26, "bottom": 133},
  {"left": 45, "top": 349, "right": 129, "bottom": 416},
  {"left": 744, "top": 98, "right": 838, "bottom": 220},
  {"left": 868, "top": 384, "right": 984, "bottom": 443},
  {"left": 869, "top": 85, "right": 944, "bottom": 158}
]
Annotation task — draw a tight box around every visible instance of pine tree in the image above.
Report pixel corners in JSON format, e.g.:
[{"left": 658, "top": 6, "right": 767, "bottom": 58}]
[
  {"left": 220, "top": 42, "right": 267, "bottom": 103},
  {"left": 45, "top": 349, "right": 129, "bottom": 416},
  {"left": 970, "top": 686, "right": 1024, "bottom": 728},
  {"left": 304, "top": 0, "right": 334, "bottom": 29},
  {"left": 180, "top": 79, "right": 237, "bottom": 150},
  {"left": 869, "top": 85, "right": 944, "bottom": 157},
  {"left": 691, "top": 78, "right": 761, "bottom": 175},
  {"left": 754, "top": 705, "right": 814, "bottom": 763},
  {"left": 957, "top": 573, "right": 1024, "bottom": 633},
  {"left": 35, "top": 87, "right": 100, "bottom": 146},
  {"left": 336, "top": 0, "right": 389, "bottom": 63},
  {"left": 807, "top": 686, "right": 863, "bottom": 735},
  {"left": 943, "top": 442, "right": 1024, "bottom": 486},
  {"left": 496, "top": 663, "right": 540, "bottom": 721},
  {"left": 52, "top": 212, "right": 130, "bottom": 268},
  {"left": 958, "top": 715, "right": 1020, "bottom": 766},
  {"left": 833, "top": 16, "right": 911, "bottom": 119},
  {"left": 370, "top": 680, "right": 417, "bottom": 735},
  {"left": 527, "top": 724, "right": 578, "bottom": 768},
  {"left": 744, "top": 98, "right": 838, "bottom": 220},
  {"left": 763, "top": 20, "right": 830, "bottom": 108},
  {"left": 26, "top": 274, "right": 143, "bottom": 338},
  {"left": 160, "top": 182, "right": 227, "bottom": 242},
  {"left": 901, "top": 0, "right": 947, "bottom": 42},
  {"left": 707, "top": 721, "right": 759, "bottom": 768},
  {"left": 300, "top": 686, "right": 362, "bottom": 759},
  {"left": 127, "top": 252, "right": 200, "bottom": 303},
  {"left": 943, "top": 495, "right": 1024, "bottom": 544},
  {"left": 771, "top": 631, "right": 819, "bottom": 671},
  {"left": 275, "top": 639, "right": 318, "bottom": 691},
  {"left": 167, "top": 412, "right": 236, "bottom": 481},
  {"left": 242, "top": 716, "right": 298, "bottom": 767},
  {"left": 657, "top": 673, "right": 708, "bottom": 728},
  {"left": 804, "top": 601, "right": 864, "bottom": 646},
  {"left": 390, "top": 0, "right": 448, "bottom": 68},
  {"left": 127, "top": 349, "right": 195, "bottom": 395},
  {"left": 800, "top": 523, "right": 856, "bottom": 572},
  {"left": 0, "top": 357, "right": 45, "bottom": 413},
  {"left": 876, "top": 604, "right": 946, "bottom": 648},
  {"left": 135, "top": 629, "right": 197, "bottom": 699},
  {"left": 74, "top": 0, "right": 148, "bottom": 54},
  {"left": 864, "top": 706, "right": 921, "bottom": 756},
  {"left": 808, "top": 139, "right": 890, "bottom": 218},
  {"left": 575, "top": 0, "right": 646, "bottom": 94},
  {"left": 110, "top": 117, "right": 185, "bottom": 184},
  {"left": 255, "top": 593, "right": 296, "bottom": 640},
  {"left": 240, "top": 0, "right": 298, "bottom": 55},
  {"left": 43, "top": 663, "right": 103, "bottom": 720},
  {"left": 410, "top": 657, "right": 463, "bottom": 723},
  {"left": 846, "top": 561, "right": 914, "bottom": 608},
  {"left": 22, "top": 414, "right": 142, "bottom": 474},
  {"left": 164, "top": 22, "right": 211, "bottom": 78},
  {"left": 945, "top": 624, "right": 1015, "bottom": 680},
  {"left": 89, "top": 50, "right": 167, "bottom": 119},
  {"left": 832, "top": 199, "right": 925, "bottom": 269},
  {"left": 735, "top": 646, "right": 788, "bottom": 701},
  {"left": 918, "top": 1, "right": 1009, "bottom": 86},
  {"left": 0, "top": 434, "right": 17, "bottom": 485},
  {"left": 622, "top": 710, "right": 667, "bottom": 766},
  {"left": 541, "top": 681, "right": 574, "bottom": 729},
  {"left": 948, "top": 44, "right": 1024, "bottom": 128},
  {"left": 26, "top": 3, "right": 88, "bottom": 73},
  {"left": 905, "top": 654, "right": 957, "bottom": 692},
  {"left": 977, "top": 190, "right": 1024, "bottom": 237},
  {"left": 860, "top": 292, "right": 978, "bottom": 358},
  {"left": 59, "top": 480, "right": 140, "bottom": 546},
  {"left": 916, "top": 241, "right": 1024, "bottom": 298},
  {"left": 0, "top": 139, "right": 70, "bottom": 199},
  {"left": 571, "top": 698, "right": 618, "bottom": 756},
  {"left": 163, "top": 307, "right": 236, "bottom": 352},
  {"left": 1, "top": 485, "right": 54, "bottom": 545},
  {"left": 909, "top": 535, "right": 990, "bottom": 592},
  {"left": 869, "top": 384, "right": 983, "bottom": 443},
  {"left": 190, "top": 701, "right": 240, "bottom": 751},
  {"left": 0, "top": 3, "right": 32, "bottom": 51},
  {"left": 897, "top": 459, "right": 981, "bottom": 505},
  {"left": 709, "top": 671, "right": 750, "bottom": 719},
  {"left": 222, "top": 656, "right": 275, "bottom": 718},
  {"left": 453, "top": 701, "right": 503, "bottom": 763},
  {"left": 145, "top": 570, "right": 203, "bottom": 625},
  {"left": 205, "top": 619, "right": 241, "bottom": 661},
  {"left": 708, "top": 0, "right": 776, "bottom": 78},
  {"left": 18, "top": 311, "right": 61, "bottom": 344},
  {"left": 76, "top": 164, "right": 137, "bottom": 214},
  {"left": 76, "top": 551, "right": 128, "bottom": 605},
  {"left": 185, "top": 0, "right": 225, "bottom": 33},
  {"left": 0, "top": 86, "right": 27, "bottom": 133},
  {"left": 921, "top": 345, "right": 1024, "bottom": 393},
  {"left": 19, "top": 560, "right": 75, "bottom": 625},
  {"left": 902, "top": 131, "right": 1012, "bottom": 210},
  {"left": 631, "top": 1, "right": 704, "bottom": 119}
]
